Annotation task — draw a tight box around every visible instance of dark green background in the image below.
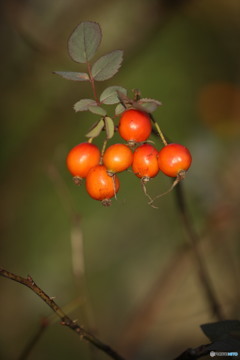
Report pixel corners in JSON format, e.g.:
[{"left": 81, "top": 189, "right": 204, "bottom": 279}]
[{"left": 1, "top": 1, "right": 240, "bottom": 359}]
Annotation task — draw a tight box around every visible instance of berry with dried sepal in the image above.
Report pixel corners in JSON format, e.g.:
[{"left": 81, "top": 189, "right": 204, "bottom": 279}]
[{"left": 85, "top": 165, "right": 120, "bottom": 206}]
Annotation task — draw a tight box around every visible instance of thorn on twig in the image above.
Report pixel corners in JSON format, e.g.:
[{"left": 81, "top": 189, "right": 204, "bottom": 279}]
[
  {"left": 27, "top": 275, "right": 35, "bottom": 285},
  {"left": 0, "top": 267, "right": 127, "bottom": 360}
]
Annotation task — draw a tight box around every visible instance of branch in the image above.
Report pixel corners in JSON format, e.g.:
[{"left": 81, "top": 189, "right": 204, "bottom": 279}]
[
  {"left": 18, "top": 318, "right": 49, "bottom": 360},
  {"left": 174, "top": 343, "right": 212, "bottom": 360},
  {"left": 174, "top": 182, "right": 224, "bottom": 321},
  {"left": 118, "top": 244, "right": 192, "bottom": 357},
  {"left": 0, "top": 267, "right": 126, "bottom": 360}
]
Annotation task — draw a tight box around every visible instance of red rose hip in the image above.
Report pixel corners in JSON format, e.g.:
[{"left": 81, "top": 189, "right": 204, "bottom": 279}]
[
  {"left": 66, "top": 142, "right": 100, "bottom": 178},
  {"left": 158, "top": 143, "right": 192, "bottom": 177},
  {"left": 103, "top": 143, "right": 133, "bottom": 174},
  {"left": 132, "top": 143, "right": 159, "bottom": 180},
  {"left": 85, "top": 165, "right": 120, "bottom": 205},
  {"left": 118, "top": 109, "right": 152, "bottom": 143}
]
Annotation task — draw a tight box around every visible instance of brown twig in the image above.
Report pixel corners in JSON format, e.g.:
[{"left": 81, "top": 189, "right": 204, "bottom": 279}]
[
  {"left": 173, "top": 343, "right": 212, "bottom": 360},
  {"left": 0, "top": 267, "right": 126, "bottom": 360},
  {"left": 174, "top": 182, "right": 225, "bottom": 321}
]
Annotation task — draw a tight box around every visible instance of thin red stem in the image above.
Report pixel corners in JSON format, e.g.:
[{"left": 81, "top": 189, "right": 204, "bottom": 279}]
[{"left": 87, "top": 61, "right": 100, "bottom": 105}]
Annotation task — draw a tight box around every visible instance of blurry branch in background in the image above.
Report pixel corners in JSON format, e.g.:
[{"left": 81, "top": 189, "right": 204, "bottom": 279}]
[
  {"left": 150, "top": 116, "right": 223, "bottom": 322},
  {"left": 118, "top": 214, "right": 230, "bottom": 358},
  {"left": 47, "top": 163, "right": 98, "bottom": 358},
  {"left": 0, "top": 268, "right": 234, "bottom": 360},
  {"left": 174, "top": 182, "right": 225, "bottom": 321},
  {"left": 118, "top": 244, "right": 192, "bottom": 357},
  {"left": 46, "top": 163, "right": 86, "bottom": 286},
  {"left": 18, "top": 317, "right": 49, "bottom": 360},
  {"left": 18, "top": 296, "right": 85, "bottom": 360},
  {"left": 0, "top": 268, "right": 126, "bottom": 360}
]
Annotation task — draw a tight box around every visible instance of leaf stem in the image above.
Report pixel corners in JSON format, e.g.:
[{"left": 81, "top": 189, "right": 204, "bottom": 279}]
[{"left": 86, "top": 61, "right": 100, "bottom": 105}]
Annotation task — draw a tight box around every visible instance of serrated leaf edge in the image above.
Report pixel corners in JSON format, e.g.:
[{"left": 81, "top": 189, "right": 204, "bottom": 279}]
[
  {"left": 138, "top": 98, "right": 162, "bottom": 106},
  {"left": 92, "top": 50, "right": 123, "bottom": 81},
  {"left": 100, "top": 86, "right": 127, "bottom": 104},
  {"left": 68, "top": 21, "right": 102, "bottom": 64}
]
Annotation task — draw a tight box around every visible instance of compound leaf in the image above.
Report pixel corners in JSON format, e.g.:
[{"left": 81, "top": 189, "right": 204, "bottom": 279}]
[
  {"left": 100, "top": 86, "right": 127, "bottom": 104},
  {"left": 68, "top": 21, "right": 102, "bottom": 63},
  {"left": 92, "top": 50, "right": 123, "bottom": 81}
]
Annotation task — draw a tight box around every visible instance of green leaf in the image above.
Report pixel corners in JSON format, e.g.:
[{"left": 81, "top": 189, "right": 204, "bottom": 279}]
[
  {"left": 92, "top": 50, "right": 123, "bottom": 81},
  {"left": 201, "top": 320, "right": 240, "bottom": 342},
  {"left": 88, "top": 105, "right": 107, "bottom": 116},
  {"left": 68, "top": 21, "right": 102, "bottom": 63},
  {"left": 115, "top": 103, "right": 125, "bottom": 115},
  {"left": 85, "top": 119, "right": 105, "bottom": 138},
  {"left": 53, "top": 71, "right": 89, "bottom": 81},
  {"left": 137, "top": 98, "right": 162, "bottom": 113},
  {"left": 104, "top": 116, "right": 115, "bottom": 139},
  {"left": 100, "top": 86, "right": 127, "bottom": 104},
  {"left": 73, "top": 99, "right": 97, "bottom": 112}
]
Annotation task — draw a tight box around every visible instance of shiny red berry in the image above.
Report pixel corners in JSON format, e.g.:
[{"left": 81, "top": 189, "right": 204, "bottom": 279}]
[
  {"left": 118, "top": 109, "right": 152, "bottom": 143},
  {"left": 85, "top": 165, "right": 120, "bottom": 205},
  {"left": 132, "top": 143, "right": 159, "bottom": 180},
  {"left": 103, "top": 143, "right": 133, "bottom": 174},
  {"left": 158, "top": 143, "right": 192, "bottom": 177},
  {"left": 66, "top": 143, "right": 100, "bottom": 178}
]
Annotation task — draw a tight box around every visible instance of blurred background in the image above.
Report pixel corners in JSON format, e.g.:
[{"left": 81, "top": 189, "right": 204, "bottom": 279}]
[{"left": 1, "top": 0, "right": 240, "bottom": 359}]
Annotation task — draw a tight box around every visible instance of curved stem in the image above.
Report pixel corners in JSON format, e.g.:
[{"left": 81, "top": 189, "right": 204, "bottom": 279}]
[
  {"left": 174, "top": 183, "right": 225, "bottom": 320},
  {"left": 149, "top": 176, "right": 180, "bottom": 206}
]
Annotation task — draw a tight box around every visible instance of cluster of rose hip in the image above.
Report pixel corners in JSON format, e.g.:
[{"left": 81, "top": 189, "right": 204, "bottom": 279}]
[{"left": 66, "top": 108, "right": 192, "bottom": 206}]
